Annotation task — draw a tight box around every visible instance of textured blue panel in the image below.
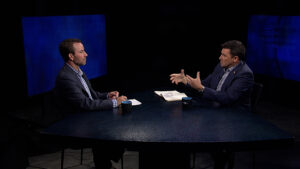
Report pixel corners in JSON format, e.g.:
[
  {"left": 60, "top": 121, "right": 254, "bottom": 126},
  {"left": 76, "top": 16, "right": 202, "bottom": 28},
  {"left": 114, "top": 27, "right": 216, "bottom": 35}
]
[
  {"left": 247, "top": 15, "right": 300, "bottom": 82},
  {"left": 22, "top": 15, "right": 107, "bottom": 96}
]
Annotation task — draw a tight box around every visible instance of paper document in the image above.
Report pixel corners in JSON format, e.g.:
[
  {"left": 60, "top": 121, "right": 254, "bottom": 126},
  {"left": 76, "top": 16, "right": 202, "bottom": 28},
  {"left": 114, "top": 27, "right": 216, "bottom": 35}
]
[
  {"left": 154, "top": 90, "right": 187, "bottom": 102},
  {"left": 128, "top": 99, "right": 142, "bottom": 106}
]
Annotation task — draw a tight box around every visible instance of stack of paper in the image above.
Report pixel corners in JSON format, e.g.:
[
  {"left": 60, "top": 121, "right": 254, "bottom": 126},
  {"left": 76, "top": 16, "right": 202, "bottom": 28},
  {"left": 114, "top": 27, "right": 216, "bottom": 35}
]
[{"left": 154, "top": 90, "right": 187, "bottom": 102}]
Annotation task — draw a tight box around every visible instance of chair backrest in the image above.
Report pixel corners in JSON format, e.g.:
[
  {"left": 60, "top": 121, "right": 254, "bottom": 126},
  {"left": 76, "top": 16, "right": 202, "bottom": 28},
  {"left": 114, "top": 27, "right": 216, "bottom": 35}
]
[
  {"left": 251, "top": 82, "right": 263, "bottom": 113},
  {"left": 41, "top": 89, "right": 63, "bottom": 127}
]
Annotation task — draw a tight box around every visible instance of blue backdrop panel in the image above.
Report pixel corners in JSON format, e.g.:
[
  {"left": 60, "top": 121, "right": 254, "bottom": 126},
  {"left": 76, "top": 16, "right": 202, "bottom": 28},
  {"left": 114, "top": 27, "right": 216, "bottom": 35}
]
[
  {"left": 22, "top": 14, "right": 107, "bottom": 96},
  {"left": 247, "top": 15, "right": 300, "bottom": 82}
]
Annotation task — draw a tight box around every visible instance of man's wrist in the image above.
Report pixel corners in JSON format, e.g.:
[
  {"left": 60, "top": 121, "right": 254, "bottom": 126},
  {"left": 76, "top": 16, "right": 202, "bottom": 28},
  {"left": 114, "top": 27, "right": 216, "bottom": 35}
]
[{"left": 198, "top": 86, "right": 205, "bottom": 92}]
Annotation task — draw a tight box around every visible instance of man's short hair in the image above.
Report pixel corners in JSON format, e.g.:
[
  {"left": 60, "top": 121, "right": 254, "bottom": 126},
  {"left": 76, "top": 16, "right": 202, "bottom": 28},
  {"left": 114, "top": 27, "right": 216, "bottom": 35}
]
[
  {"left": 221, "top": 40, "right": 246, "bottom": 61},
  {"left": 59, "top": 38, "right": 82, "bottom": 62}
]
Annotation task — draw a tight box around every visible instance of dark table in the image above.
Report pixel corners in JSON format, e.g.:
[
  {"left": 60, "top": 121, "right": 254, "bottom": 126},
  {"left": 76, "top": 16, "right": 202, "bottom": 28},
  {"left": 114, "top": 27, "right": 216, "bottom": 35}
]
[{"left": 41, "top": 90, "right": 294, "bottom": 168}]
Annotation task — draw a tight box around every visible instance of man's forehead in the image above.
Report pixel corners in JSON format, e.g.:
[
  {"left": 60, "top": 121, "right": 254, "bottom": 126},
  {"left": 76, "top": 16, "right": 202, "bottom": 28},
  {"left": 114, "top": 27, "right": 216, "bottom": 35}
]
[
  {"left": 73, "top": 42, "right": 84, "bottom": 49},
  {"left": 221, "top": 48, "right": 231, "bottom": 54}
]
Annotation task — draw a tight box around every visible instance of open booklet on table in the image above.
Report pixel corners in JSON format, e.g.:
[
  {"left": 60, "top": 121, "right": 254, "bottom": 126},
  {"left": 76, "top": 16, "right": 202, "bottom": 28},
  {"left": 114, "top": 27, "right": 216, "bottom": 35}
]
[{"left": 154, "top": 90, "right": 187, "bottom": 102}]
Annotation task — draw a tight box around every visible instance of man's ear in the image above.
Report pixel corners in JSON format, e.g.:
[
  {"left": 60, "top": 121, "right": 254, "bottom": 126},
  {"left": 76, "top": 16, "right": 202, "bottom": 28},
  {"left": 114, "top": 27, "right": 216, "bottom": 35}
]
[
  {"left": 233, "top": 56, "right": 239, "bottom": 62},
  {"left": 68, "top": 53, "right": 74, "bottom": 61}
]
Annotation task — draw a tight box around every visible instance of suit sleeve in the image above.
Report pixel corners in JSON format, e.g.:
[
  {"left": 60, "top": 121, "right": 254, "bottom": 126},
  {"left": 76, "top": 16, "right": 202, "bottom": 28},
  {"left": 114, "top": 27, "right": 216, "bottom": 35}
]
[
  {"left": 202, "top": 71, "right": 254, "bottom": 105},
  {"left": 56, "top": 76, "right": 113, "bottom": 111}
]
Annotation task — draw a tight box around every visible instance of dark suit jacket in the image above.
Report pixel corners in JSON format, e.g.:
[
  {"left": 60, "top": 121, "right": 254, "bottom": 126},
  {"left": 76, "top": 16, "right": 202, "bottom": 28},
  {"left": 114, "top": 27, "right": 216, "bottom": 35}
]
[
  {"left": 54, "top": 64, "right": 113, "bottom": 115},
  {"left": 201, "top": 62, "right": 254, "bottom": 108}
]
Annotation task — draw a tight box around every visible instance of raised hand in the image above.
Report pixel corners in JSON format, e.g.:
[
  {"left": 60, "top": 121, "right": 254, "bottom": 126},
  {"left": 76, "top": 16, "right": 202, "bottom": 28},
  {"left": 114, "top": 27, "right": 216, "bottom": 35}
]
[
  {"left": 186, "top": 71, "right": 204, "bottom": 91},
  {"left": 170, "top": 69, "right": 188, "bottom": 85}
]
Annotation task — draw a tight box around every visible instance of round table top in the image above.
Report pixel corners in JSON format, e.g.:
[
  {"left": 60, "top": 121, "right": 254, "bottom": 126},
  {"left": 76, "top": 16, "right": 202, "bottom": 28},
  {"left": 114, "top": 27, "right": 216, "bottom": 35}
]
[{"left": 42, "top": 90, "right": 294, "bottom": 151}]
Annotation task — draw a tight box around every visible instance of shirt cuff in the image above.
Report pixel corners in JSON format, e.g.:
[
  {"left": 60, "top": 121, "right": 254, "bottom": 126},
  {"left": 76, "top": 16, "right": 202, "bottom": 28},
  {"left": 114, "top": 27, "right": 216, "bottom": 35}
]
[
  {"left": 112, "top": 99, "right": 118, "bottom": 108},
  {"left": 199, "top": 86, "right": 205, "bottom": 92}
]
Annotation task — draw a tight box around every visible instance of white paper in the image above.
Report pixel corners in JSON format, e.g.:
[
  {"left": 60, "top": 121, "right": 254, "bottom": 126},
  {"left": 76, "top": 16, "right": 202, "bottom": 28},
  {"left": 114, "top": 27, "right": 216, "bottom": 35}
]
[{"left": 128, "top": 99, "right": 142, "bottom": 106}]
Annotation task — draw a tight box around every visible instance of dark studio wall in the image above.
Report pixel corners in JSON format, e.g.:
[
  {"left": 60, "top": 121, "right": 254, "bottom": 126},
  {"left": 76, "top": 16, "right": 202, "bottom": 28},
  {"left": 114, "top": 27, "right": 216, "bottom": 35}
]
[
  {"left": 2, "top": 1, "right": 300, "bottom": 168},
  {"left": 3, "top": 0, "right": 300, "bottom": 113}
]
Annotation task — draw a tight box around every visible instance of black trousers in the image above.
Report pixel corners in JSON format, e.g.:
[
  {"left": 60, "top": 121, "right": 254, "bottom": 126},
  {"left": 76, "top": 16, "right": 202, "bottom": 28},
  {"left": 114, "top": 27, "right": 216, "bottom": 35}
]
[
  {"left": 212, "top": 151, "right": 235, "bottom": 169},
  {"left": 139, "top": 150, "right": 190, "bottom": 169},
  {"left": 92, "top": 144, "right": 124, "bottom": 169}
]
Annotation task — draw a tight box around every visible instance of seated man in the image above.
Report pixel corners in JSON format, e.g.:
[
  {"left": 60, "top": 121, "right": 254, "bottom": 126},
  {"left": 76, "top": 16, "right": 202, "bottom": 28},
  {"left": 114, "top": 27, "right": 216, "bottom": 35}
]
[
  {"left": 170, "top": 40, "right": 254, "bottom": 109},
  {"left": 170, "top": 40, "right": 254, "bottom": 169},
  {"left": 55, "top": 38, "right": 127, "bottom": 169}
]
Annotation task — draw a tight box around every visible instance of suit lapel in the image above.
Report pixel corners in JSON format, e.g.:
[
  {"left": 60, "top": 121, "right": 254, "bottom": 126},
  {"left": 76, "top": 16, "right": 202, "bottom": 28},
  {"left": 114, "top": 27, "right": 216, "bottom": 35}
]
[
  {"left": 81, "top": 73, "right": 91, "bottom": 88},
  {"left": 64, "top": 64, "right": 90, "bottom": 95}
]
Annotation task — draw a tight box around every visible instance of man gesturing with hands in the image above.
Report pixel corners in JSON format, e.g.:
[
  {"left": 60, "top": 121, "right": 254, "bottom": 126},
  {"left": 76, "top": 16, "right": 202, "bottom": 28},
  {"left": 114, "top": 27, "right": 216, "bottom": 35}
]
[{"left": 170, "top": 40, "right": 254, "bottom": 108}]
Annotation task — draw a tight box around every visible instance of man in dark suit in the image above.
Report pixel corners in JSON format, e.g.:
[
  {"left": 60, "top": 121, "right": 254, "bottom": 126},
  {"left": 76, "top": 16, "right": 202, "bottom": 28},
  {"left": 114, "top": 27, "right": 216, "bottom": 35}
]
[
  {"left": 170, "top": 40, "right": 254, "bottom": 169},
  {"left": 170, "top": 40, "right": 254, "bottom": 108},
  {"left": 55, "top": 38, "right": 127, "bottom": 169}
]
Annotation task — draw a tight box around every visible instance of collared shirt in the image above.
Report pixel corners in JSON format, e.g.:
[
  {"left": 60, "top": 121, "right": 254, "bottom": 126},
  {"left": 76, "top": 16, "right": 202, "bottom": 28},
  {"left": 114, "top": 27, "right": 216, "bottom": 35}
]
[
  {"left": 66, "top": 64, "right": 118, "bottom": 107},
  {"left": 216, "top": 63, "right": 240, "bottom": 91}
]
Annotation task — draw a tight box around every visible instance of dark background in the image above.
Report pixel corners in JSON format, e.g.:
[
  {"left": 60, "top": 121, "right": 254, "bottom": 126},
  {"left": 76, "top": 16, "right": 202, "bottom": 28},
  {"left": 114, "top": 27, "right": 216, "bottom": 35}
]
[
  {"left": 2, "top": 0, "right": 300, "bottom": 113},
  {"left": 1, "top": 1, "right": 300, "bottom": 168}
]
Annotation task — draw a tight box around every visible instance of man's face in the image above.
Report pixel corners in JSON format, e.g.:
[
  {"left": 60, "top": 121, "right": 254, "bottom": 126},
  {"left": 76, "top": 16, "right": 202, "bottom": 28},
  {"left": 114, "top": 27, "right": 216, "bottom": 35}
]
[
  {"left": 71, "top": 42, "right": 88, "bottom": 66},
  {"left": 219, "top": 48, "right": 237, "bottom": 68}
]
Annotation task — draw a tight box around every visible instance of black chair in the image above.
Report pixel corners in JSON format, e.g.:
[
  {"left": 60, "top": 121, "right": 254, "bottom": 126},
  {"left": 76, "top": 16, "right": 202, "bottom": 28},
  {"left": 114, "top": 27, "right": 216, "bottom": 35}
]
[
  {"left": 250, "top": 82, "right": 263, "bottom": 169},
  {"left": 250, "top": 82, "right": 263, "bottom": 114},
  {"left": 40, "top": 90, "right": 84, "bottom": 169},
  {"left": 44, "top": 91, "right": 124, "bottom": 169},
  {"left": 60, "top": 147, "right": 84, "bottom": 169},
  {"left": 227, "top": 82, "right": 264, "bottom": 169},
  {"left": 61, "top": 148, "right": 124, "bottom": 169},
  {"left": 191, "top": 82, "right": 264, "bottom": 169}
]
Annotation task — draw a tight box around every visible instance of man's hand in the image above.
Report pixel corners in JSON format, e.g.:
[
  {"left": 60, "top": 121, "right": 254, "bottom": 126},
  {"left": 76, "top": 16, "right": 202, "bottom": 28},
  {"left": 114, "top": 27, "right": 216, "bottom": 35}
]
[
  {"left": 117, "top": 96, "right": 127, "bottom": 106},
  {"left": 170, "top": 69, "right": 188, "bottom": 85},
  {"left": 108, "top": 91, "right": 119, "bottom": 99},
  {"left": 186, "top": 71, "right": 204, "bottom": 91}
]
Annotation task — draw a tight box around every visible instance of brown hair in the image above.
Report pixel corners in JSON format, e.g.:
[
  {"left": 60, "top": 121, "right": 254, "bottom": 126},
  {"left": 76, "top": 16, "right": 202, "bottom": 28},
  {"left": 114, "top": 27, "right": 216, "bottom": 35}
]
[
  {"left": 221, "top": 40, "right": 246, "bottom": 61},
  {"left": 59, "top": 38, "right": 82, "bottom": 62}
]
